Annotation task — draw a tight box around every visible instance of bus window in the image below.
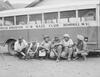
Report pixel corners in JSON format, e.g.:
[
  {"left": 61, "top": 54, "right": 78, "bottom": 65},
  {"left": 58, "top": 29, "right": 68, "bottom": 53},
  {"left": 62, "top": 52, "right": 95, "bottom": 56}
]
[
  {"left": 60, "top": 18, "right": 68, "bottom": 23},
  {"left": 78, "top": 9, "right": 96, "bottom": 21},
  {"left": 0, "top": 17, "right": 2, "bottom": 26},
  {"left": 60, "top": 10, "right": 76, "bottom": 23},
  {"left": 4, "top": 16, "right": 14, "bottom": 26},
  {"left": 16, "top": 15, "right": 27, "bottom": 25},
  {"left": 29, "top": 14, "right": 42, "bottom": 24},
  {"left": 28, "top": 21, "right": 35, "bottom": 25},
  {"left": 36, "top": 20, "right": 42, "bottom": 24},
  {"left": 46, "top": 19, "right": 52, "bottom": 23},
  {"left": 44, "top": 12, "right": 58, "bottom": 24}
]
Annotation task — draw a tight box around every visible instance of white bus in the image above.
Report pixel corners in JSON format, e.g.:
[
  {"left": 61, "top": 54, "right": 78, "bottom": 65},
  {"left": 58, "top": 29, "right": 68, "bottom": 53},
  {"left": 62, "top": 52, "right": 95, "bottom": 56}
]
[{"left": 0, "top": 3, "right": 100, "bottom": 55}]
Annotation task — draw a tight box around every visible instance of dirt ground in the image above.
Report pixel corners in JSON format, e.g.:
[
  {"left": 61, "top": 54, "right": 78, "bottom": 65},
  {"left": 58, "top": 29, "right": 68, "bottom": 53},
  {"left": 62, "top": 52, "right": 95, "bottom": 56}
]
[{"left": 0, "top": 46, "right": 100, "bottom": 77}]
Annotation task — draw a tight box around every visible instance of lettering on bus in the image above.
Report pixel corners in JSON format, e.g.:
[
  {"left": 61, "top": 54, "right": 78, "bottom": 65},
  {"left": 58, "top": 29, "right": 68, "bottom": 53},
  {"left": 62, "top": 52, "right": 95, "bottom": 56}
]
[
  {"left": 0, "top": 26, "right": 8, "bottom": 30},
  {"left": 48, "top": 24, "right": 59, "bottom": 28},
  {"left": 25, "top": 25, "right": 34, "bottom": 29},
  {"left": 0, "top": 21, "right": 97, "bottom": 31},
  {"left": 0, "top": 26, "right": 24, "bottom": 31},
  {"left": 35, "top": 25, "right": 45, "bottom": 29},
  {"left": 63, "top": 22, "right": 89, "bottom": 27},
  {"left": 9, "top": 26, "right": 23, "bottom": 30},
  {"left": 63, "top": 23, "right": 78, "bottom": 26}
]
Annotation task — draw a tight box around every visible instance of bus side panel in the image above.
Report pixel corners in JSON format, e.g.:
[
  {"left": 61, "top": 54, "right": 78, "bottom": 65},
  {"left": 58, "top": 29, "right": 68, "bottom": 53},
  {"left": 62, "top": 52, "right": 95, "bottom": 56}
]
[
  {"left": 0, "top": 30, "right": 28, "bottom": 43},
  {"left": 28, "top": 27, "right": 88, "bottom": 43},
  {"left": 29, "top": 26, "right": 98, "bottom": 50},
  {"left": 87, "top": 26, "right": 98, "bottom": 49}
]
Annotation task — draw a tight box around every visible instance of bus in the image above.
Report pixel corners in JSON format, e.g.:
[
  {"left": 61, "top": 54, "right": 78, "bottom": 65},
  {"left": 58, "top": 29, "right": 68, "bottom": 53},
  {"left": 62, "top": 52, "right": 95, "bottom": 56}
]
[{"left": 0, "top": 2, "right": 100, "bottom": 55}]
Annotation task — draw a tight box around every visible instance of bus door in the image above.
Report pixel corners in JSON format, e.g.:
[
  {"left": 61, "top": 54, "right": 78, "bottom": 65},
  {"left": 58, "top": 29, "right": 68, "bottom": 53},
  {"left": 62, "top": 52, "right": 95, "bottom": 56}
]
[
  {"left": 87, "top": 26, "right": 98, "bottom": 50},
  {"left": 98, "top": 4, "right": 100, "bottom": 49},
  {"left": 86, "top": 8, "right": 98, "bottom": 50},
  {"left": 79, "top": 8, "right": 98, "bottom": 50},
  {"left": 98, "top": 26, "right": 100, "bottom": 49}
]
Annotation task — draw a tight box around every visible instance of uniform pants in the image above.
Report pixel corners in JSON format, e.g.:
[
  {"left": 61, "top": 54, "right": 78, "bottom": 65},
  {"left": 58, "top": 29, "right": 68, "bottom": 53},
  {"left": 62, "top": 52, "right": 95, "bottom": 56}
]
[
  {"left": 50, "top": 45, "right": 63, "bottom": 59},
  {"left": 16, "top": 48, "right": 27, "bottom": 58},
  {"left": 61, "top": 47, "right": 73, "bottom": 59}
]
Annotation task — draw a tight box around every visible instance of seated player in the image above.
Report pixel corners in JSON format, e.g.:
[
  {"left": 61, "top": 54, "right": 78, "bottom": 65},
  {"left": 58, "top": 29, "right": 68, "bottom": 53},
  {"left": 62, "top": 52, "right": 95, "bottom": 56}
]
[
  {"left": 73, "top": 35, "right": 88, "bottom": 60},
  {"left": 61, "top": 34, "right": 74, "bottom": 61},
  {"left": 38, "top": 35, "right": 51, "bottom": 59},
  {"left": 14, "top": 37, "right": 28, "bottom": 59},
  {"left": 50, "top": 36, "right": 63, "bottom": 62},
  {"left": 26, "top": 41, "right": 40, "bottom": 59}
]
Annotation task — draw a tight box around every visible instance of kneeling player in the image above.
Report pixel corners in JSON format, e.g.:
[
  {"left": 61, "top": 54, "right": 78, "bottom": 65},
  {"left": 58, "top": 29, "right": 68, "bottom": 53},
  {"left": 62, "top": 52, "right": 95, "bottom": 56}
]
[
  {"left": 73, "top": 35, "right": 88, "bottom": 60},
  {"left": 26, "top": 41, "right": 39, "bottom": 59},
  {"left": 38, "top": 35, "right": 51, "bottom": 59},
  {"left": 14, "top": 37, "right": 28, "bottom": 59},
  {"left": 61, "top": 34, "right": 74, "bottom": 61},
  {"left": 50, "top": 36, "right": 63, "bottom": 62}
]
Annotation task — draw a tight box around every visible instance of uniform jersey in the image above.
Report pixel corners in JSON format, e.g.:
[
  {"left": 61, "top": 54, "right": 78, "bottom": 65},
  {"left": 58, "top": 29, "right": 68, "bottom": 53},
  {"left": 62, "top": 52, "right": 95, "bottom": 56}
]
[
  {"left": 61, "top": 39, "right": 74, "bottom": 47},
  {"left": 77, "top": 41, "right": 87, "bottom": 51},
  {"left": 51, "top": 39, "right": 62, "bottom": 48},
  {"left": 14, "top": 39, "right": 28, "bottom": 52},
  {"left": 41, "top": 41, "right": 51, "bottom": 50},
  {"left": 29, "top": 42, "right": 39, "bottom": 51}
]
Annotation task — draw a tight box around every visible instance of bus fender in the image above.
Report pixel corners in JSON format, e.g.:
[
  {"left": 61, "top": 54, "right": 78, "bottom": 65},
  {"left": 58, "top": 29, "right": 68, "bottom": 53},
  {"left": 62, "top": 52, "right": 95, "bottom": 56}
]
[{"left": 5, "top": 38, "right": 16, "bottom": 45}]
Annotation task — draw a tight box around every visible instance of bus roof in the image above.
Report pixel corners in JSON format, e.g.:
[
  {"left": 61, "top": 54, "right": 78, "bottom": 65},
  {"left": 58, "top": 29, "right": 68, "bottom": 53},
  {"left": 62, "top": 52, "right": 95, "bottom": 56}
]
[
  {"left": 0, "top": 1, "right": 99, "bottom": 17},
  {"left": 28, "top": 0, "right": 99, "bottom": 7}
]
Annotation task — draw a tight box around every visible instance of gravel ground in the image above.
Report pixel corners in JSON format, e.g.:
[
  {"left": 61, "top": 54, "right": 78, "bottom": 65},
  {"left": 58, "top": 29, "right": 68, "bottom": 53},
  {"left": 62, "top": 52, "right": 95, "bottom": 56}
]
[{"left": 0, "top": 46, "right": 100, "bottom": 77}]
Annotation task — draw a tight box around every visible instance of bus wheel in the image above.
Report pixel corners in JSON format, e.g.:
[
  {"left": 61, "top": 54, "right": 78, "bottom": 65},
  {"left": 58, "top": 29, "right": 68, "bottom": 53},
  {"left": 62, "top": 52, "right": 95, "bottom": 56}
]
[{"left": 8, "top": 41, "right": 16, "bottom": 55}]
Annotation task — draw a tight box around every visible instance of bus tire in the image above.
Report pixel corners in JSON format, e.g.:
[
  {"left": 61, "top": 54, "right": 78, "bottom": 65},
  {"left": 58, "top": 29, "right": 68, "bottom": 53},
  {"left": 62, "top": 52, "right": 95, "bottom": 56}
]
[{"left": 8, "top": 41, "right": 16, "bottom": 55}]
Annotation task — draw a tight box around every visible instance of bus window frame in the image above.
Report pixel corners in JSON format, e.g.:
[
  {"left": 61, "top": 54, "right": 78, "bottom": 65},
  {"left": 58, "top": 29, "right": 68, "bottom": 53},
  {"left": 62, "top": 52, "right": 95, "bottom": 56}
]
[
  {"left": 60, "top": 10, "right": 77, "bottom": 23},
  {"left": 78, "top": 8, "right": 96, "bottom": 21},
  {"left": 16, "top": 15, "right": 28, "bottom": 25},
  {"left": 29, "top": 13, "right": 42, "bottom": 24},
  {"left": 4, "top": 16, "right": 14, "bottom": 26},
  {"left": 44, "top": 12, "right": 58, "bottom": 24}
]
